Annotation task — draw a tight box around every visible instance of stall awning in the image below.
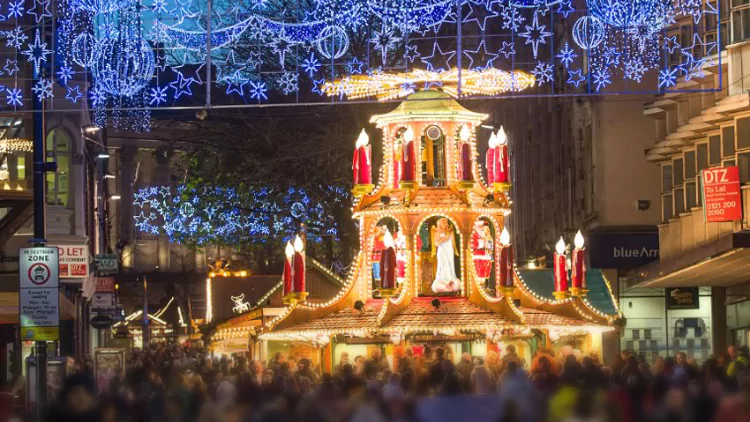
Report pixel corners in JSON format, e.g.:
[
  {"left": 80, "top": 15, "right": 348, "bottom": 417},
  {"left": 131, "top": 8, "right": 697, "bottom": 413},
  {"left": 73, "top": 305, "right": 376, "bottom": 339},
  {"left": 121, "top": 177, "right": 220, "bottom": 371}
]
[
  {"left": 516, "top": 269, "right": 619, "bottom": 315},
  {"left": 625, "top": 232, "right": 750, "bottom": 288}
]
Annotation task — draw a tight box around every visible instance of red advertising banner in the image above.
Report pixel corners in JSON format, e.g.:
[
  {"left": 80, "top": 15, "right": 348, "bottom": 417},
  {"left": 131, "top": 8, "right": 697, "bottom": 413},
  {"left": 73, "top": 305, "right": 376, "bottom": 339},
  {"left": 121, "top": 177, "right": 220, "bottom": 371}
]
[
  {"left": 95, "top": 277, "right": 115, "bottom": 293},
  {"left": 702, "top": 167, "right": 743, "bottom": 223}
]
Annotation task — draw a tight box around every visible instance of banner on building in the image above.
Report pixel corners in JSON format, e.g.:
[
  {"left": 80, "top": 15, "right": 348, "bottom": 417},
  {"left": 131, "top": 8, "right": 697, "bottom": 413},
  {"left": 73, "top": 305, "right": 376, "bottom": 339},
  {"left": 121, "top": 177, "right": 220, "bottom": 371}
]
[
  {"left": 666, "top": 287, "right": 700, "bottom": 310},
  {"left": 702, "top": 167, "right": 742, "bottom": 223},
  {"left": 56, "top": 245, "right": 90, "bottom": 278},
  {"left": 587, "top": 231, "right": 659, "bottom": 269}
]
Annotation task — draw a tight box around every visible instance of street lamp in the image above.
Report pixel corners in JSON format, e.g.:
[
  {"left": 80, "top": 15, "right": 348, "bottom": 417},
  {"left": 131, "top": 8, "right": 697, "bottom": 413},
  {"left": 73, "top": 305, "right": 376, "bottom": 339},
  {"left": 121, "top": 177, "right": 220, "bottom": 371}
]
[
  {"left": 81, "top": 124, "right": 100, "bottom": 134},
  {"left": 97, "top": 152, "right": 110, "bottom": 159}
]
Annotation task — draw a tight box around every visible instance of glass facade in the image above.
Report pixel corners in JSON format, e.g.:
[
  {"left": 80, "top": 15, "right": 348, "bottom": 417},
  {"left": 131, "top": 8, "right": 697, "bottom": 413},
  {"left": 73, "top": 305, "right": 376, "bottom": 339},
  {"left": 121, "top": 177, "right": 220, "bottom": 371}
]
[{"left": 619, "top": 286, "right": 713, "bottom": 363}]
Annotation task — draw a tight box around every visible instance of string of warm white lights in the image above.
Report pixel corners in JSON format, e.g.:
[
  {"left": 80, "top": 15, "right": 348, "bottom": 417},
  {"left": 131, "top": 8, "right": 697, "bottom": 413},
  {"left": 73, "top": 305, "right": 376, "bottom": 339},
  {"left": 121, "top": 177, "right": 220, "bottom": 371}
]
[
  {"left": 321, "top": 68, "right": 537, "bottom": 101},
  {"left": 0, "top": 138, "right": 33, "bottom": 153}
]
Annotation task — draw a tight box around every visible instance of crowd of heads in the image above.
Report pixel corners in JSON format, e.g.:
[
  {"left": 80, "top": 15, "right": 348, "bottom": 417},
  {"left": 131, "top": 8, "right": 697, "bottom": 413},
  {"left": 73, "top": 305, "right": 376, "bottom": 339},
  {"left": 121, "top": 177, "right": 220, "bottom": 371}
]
[{"left": 14, "top": 342, "right": 750, "bottom": 422}]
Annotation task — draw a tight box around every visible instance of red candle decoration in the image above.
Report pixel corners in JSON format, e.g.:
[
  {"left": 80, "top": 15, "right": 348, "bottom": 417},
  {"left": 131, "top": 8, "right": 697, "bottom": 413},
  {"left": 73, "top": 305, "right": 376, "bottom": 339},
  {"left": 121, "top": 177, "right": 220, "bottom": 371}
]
[
  {"left": 283, "top": 241, "right": 294, "bottom": 295},
  {"left": 401, "top": 127, "right": 416, "bottom": 184},
  {"left": 352, "top": 145, "right": 360, "bottom": 185},
  {"left": 571, "top": 230, "right": 587, "bottom": 296},
  {"left": 380, "top": 231, "right": 397, "bottom": 293},
  {"left": 553, "top": 237, "right": 568, "bottom": 300},
  {"left": 292, "top": 235, "right": 306, "bottom": 294},
  {"left": 498, "top": 228, "right": 514, "bottom": 294},
  {"left": 459, "top": 126, "right": 473, "bottom": 182},
  {"left": 486, "top": 132, "right": 496, "bottom": 184},
  {"left": 356, "top": 130, "right": 372, "bottom": 185},
  {"left": 494, "top": 127, "right": 509, "bottom": 184}
]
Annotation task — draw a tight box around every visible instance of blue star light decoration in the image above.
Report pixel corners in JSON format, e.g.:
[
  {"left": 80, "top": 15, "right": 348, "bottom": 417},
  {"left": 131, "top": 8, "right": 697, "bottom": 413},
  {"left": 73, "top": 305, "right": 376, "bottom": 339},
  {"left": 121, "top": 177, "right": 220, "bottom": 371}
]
[
  {"left": 224, "top": 70, "right": 249, "bottom": 96},
  {"left": 519, "top": 13, "right": 552, "bottom": 59},
  {"left": 21, "top": 29, "right": 52, "bottom": 76},
  {"left": 346, "top": 57, "right": 366, "bottom": 75},
  {"left": 301, "top": 52, "right": 321, "bottom": 77},
  {"left": 65, "top": 85, "right": 83, "bottom": 103},
  {"left": 659, "top": 67, "right": 679, "bottom": 89},
  {"left": 372, "top": 28, "right": 402, "bottom": 67},
  {"left": 567, "top": 69, "right": 586, "bottom": 88}
]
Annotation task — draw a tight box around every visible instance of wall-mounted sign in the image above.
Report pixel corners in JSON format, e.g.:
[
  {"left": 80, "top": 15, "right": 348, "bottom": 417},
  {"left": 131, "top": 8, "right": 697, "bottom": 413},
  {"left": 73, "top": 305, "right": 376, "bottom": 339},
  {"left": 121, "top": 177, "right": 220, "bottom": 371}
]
[
  {"left": 95, "top": 277, "right": 115, "bottom": 293},
  {"left": 56, "top": 245, "right": 89, "bottom": 278},
  {"left": 587, "top": 231, "right": 659, "bottom": 269},
  {"left": 666, "top": 287, "right": 700, "bottom": 310},
  {"left": 94, "top": 254, "right": 119, "bottom": 275},
  {"left": 91, "top": 293, "right": 115, "bottom": 311},
  {"left": 702, "top": 167, "right": 742, "bottom": 223}
]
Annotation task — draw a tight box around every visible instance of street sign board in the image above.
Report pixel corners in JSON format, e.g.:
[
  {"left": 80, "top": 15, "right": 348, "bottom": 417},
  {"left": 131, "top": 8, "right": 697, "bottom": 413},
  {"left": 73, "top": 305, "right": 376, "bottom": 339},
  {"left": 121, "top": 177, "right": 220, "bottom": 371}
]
[
  {"left": 91, "top": 293, "right": 115, "bottom": 311},
  {"left": 20, "top": 248, "right": 59, "bottom": 289},
  {"left": 20, "top": 247, "right": 60, "bottom": 341},
  {"left": 94, "top": 254, "right": 118, "bottom": 275},
  {"left": 702, "top": 167, "right": 743, "bottom": 223},
  {"left": 95, "top": 277, "right": 115, "bottom": 293},
  {"left": 56, "top": 245, "right": 89, "bottom": 278}
]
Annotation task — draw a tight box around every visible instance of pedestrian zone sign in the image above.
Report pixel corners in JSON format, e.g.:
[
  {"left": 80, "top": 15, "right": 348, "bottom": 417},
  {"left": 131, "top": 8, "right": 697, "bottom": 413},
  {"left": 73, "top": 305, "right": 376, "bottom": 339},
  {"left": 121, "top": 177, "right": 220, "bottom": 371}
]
[{"left": 19, "top": 247, "right": 60, "bottom": 341}]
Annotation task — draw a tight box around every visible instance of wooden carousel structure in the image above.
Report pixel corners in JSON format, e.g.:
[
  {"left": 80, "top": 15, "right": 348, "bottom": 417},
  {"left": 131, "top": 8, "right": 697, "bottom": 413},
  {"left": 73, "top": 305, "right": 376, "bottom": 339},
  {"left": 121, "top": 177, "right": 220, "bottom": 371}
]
[{"left": 258, "top": 90, "right": 620, "bottom": 368}]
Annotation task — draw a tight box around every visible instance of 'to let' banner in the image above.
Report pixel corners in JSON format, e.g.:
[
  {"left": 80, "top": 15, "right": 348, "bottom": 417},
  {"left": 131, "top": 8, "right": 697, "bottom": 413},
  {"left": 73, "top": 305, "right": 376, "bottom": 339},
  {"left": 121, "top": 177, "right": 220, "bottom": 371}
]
[{"left": 702, "top": 167, "right": 742, "bottom": 223}]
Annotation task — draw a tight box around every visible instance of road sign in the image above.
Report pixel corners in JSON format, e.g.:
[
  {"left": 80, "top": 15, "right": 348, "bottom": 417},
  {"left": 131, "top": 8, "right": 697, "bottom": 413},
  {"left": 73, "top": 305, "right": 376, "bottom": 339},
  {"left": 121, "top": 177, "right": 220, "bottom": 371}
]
[
  {"left": 90, "top": 315, "right": 112, "bottom": 329},
  {"left": 20, "top": 247, "right": 60, "bottom": 341},
  {"left": 56, "top": 245, "right": 89, "bottom": 278},
  {"left": 91, "top": 293, "right": 115, "bottom": 311},
  {"left": 20, "top": 248, "right": 58, "bottom": 289},
  {"left": 702, "top": 167, "right": 742, "bottom": 223},
  {"left": 94, "top": 254, "right": 119, "bottom": 275}
]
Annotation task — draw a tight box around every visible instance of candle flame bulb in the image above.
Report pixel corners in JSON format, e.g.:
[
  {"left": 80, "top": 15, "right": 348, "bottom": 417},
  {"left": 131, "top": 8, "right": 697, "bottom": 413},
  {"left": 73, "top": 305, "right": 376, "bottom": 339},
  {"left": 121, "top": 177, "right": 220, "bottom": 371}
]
[
  {"left": 459, "top": 125, "right": 471, "bottom": 142},
  {"left": 496, "top": 126, "right": 507, "bottom": 146},
  {"left": 488, "top": 132, "right": 497, "bottom": 148},
  {"left": 500, "top": 227, "right": 510, "bottom": 246},
  {"left": 356, "top": 129, "right": 369, "bottom": 147},
  {"left": 285, "top": 241, "right": 294, "bottom": 259},
  {"left": 574, "top": 230, "right": 584, "bottom": 249},
  {"left": 555, "top": 237, "right": 566, "bottom": 255},
  {"left": 294, "top": 235, "right": 304, "bottom": 252}
]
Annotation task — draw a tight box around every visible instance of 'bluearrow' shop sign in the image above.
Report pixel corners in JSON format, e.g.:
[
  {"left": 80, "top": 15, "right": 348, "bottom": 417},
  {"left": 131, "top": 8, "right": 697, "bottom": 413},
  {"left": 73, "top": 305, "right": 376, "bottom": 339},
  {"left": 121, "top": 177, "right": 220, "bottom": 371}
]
[
  {"left": 666, "top": 287, "right": 700, "bottom": 310},
  {"left": 588, "top": 231, "right": 659, "bottom": 269}
]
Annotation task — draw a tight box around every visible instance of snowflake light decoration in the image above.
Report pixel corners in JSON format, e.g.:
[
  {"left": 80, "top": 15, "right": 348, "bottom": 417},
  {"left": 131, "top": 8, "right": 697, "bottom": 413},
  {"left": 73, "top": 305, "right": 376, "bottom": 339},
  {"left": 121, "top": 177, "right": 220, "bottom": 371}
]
[
  {"left": 32, "top": 78, "right": 53, "bottom": 100},
  {"left": 277, "top": 72, "right": 299, "bottom": 95},
  {"left": 5, "top": 88, "right": 22, "bottom": 106}
]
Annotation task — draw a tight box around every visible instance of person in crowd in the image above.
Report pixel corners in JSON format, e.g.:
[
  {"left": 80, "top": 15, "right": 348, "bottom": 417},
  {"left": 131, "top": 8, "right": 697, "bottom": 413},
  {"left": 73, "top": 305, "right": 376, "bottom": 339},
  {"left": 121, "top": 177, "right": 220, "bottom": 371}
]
[
  {"left": 428, "top": 347, "right": 447, "bottom": 390},
  {"left": 728, "top": 345, "right": 750, "bottom": 378},
  {"left": 501, "top": 345, "right": 525, "bottom": 372},
  {"left": 47, "top": 373, "right": 99, "bottom": 422},
  {"left": 456, "top": 352, "right": 474, "bottom": 391}
]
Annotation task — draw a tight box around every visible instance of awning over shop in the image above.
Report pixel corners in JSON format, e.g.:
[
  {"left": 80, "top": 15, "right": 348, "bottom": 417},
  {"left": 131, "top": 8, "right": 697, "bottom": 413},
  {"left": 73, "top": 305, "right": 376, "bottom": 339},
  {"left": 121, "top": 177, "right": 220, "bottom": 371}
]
[
  {"left": 0, "top": 291, "right": 76, "bottom": 323},
  {"left": 624, "top": 232, "right": 750, "bottom": 288}
]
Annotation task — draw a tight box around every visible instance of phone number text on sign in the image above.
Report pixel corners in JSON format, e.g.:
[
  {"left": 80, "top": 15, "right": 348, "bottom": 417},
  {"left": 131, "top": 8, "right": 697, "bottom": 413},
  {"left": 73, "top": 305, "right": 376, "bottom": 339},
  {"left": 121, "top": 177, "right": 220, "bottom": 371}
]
[{"left": 702, "top": 167, "right": 743, "bottom": 223}]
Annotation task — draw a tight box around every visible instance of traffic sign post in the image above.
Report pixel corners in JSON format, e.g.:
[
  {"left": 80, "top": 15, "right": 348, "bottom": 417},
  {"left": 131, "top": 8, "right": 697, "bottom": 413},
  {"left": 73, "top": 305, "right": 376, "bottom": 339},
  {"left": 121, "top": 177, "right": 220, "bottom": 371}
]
[{"left": 19, "top": 248, "right": 60, "bottom": 342}]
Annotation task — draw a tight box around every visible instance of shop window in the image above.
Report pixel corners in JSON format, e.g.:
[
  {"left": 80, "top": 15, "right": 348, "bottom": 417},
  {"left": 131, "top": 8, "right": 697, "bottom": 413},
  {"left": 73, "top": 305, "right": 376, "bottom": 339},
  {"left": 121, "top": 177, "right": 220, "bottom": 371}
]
[
  {"left": 684, "top": 150, "right": 697, "bottom": 180},
  {"left": 709, "top": 135, "right": 721, "bottom": 165},
  {"left": 662, "top": 165, "right": 673, "bottom": 193},
  {"left": 732, "top": 0, "right": 750, "bottom": 43},
  {"left": 673, "top": 158, "right": 684, "bottom": 187},
  {"left": 45, "top": 128, "right": 73, "bottom": 207},
  {"left": 697, "top": 143, "right": 709, "bottom": 172}
]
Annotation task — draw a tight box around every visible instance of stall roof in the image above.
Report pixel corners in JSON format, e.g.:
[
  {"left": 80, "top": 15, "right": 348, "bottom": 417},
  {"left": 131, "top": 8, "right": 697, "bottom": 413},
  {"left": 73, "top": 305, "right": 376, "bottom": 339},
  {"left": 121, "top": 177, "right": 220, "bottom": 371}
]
[{"left": 517, "top": 269, "right": 619, "bottom": 316}]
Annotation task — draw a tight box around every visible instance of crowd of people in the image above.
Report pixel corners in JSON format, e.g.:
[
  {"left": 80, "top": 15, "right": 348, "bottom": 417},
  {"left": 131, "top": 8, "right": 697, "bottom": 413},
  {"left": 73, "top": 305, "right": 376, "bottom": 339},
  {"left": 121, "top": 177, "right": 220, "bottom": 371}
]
[{"left": 17, "top": 342, "right": 750, "bottom": 422}]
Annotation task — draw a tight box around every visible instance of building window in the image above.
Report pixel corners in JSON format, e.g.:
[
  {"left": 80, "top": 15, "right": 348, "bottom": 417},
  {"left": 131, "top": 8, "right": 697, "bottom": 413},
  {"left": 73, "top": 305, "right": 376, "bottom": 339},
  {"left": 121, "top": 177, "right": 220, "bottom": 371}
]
[
  {"left": 686, "top": 181, "right": 698, "bottom": 209},
  {"left": 738, "top": 151, "right": 750, "bottom": 184},
  {"left": 737, "top": 118, "right": 750, "bottom": 150},
  {"left": 675, "top": 187, "right": 686, "bottom": 215},
  {"left": 673, "top": 158, "right": 684, "bottom": 187},
  {"left": 663, "top": 193, "right": 674, "bottom": 221},
  {"left": 710, "top": 135, "right": 722, "bottom": 165},
  {"left": 662, "top": 165, "right": 673, "bottom": 193},
  {"left": 732, "top": 0, "right": 750, "bottom": 43},
  {"left": 697, "top": 143, "right": 709, "bottom": 173},
  {"left": 45, "top": 128, "right": 73, "bottom": 207},
  {"left": 684, "top": 150, "right": 697, "bottom": 180},
  {"left": 706, "top": 0, "right": 730, "bottom": 52}
]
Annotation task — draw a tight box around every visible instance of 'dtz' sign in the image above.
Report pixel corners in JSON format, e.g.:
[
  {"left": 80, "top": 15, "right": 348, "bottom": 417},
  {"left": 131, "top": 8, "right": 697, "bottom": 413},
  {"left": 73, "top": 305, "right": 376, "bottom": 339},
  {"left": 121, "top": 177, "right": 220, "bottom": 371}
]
[{"left": 702, "top": 167, "right": 742, "bottom": 223}]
